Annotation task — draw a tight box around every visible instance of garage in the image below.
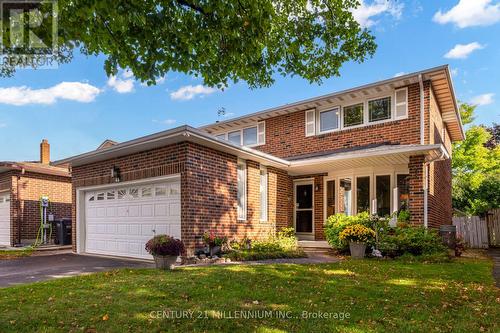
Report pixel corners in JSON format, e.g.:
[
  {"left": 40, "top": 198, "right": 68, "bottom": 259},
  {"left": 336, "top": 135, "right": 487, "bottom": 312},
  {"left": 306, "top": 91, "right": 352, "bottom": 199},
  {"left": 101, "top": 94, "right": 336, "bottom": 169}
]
[
  {"left": 82, "top": 177, "right": 181, "bottom": 259},
  {"left": 0, "top": 192, "right": 10, "bottom": 246}
]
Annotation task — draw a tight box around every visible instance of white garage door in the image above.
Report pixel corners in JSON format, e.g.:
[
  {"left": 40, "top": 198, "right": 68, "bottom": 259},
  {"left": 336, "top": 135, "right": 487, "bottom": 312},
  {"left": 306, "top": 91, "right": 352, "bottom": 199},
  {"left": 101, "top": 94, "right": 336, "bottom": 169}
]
[
  {"left": 84, "top": 178, "right": 181, "bottom": 259},
  {"left": 0, "top": 192, "right": 11, "bottom": 246}
]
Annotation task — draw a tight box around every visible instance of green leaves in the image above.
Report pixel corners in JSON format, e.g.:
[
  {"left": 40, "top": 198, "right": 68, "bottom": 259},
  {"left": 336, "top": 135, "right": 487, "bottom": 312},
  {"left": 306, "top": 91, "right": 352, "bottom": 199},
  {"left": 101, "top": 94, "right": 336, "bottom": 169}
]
[
  {"left": 452, "top": 103, "right": 500, "bottom": 215},
  {"left": 1, "top": 0, "right": 376, "bottom": 88}
]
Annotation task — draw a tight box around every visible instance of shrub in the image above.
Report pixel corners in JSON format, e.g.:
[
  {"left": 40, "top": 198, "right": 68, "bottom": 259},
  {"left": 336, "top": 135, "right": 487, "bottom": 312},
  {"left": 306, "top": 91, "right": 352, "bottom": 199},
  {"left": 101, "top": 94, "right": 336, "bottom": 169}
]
[
  {"left": 397, "top": 210, "right": 410, "bottom": 223},
  {"left": 145, "top": 235, "right": 184, "bottom": 256},
  {"left": 324, "top": 212, "right": 372, "bottom": 251},
  {"left": 378, "top": 226, "right": 448, "bottom": 257},
  {"left": 339, "top": 224, "right": 375, "bottom": 243}
]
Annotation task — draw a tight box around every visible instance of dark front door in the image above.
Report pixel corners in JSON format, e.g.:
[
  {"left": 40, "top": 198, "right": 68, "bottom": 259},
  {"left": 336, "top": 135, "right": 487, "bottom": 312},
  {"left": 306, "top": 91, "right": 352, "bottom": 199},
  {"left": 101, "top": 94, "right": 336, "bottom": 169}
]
[{"left": 295, "top": 183, "right": 313, "bottom": 234}]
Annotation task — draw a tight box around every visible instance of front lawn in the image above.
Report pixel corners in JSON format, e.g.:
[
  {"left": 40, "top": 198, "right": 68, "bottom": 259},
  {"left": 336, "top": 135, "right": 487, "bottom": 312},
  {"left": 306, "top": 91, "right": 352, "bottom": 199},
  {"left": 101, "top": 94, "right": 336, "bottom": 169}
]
[
  {"left": 0, "top": 259, "right": 498, "bottom": 332},
  {"left": 0, "top": 249, "right": 33, "bottom": 260}
]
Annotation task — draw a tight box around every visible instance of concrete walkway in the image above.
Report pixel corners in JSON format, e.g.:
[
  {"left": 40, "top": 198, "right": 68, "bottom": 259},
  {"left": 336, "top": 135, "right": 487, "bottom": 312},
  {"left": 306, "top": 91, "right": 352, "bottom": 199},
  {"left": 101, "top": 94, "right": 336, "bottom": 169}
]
[
  {"left": 488, "top": 248, "right": 500, "bottom": 288},
  {"left": 0, "top": 252, "right": 152, "bottom": 288}
]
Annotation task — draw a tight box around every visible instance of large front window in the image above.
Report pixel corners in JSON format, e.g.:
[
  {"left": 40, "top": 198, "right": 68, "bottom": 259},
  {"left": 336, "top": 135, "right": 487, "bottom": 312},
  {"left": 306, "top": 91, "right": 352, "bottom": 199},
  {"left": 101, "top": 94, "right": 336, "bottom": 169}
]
[
  {"left": 356, "top": 176, "right": 370, "bottom": 213},
  {"left": 369, "top": 97, "right": 391, "bottom": 122},
  {"left": 326, "top": 180, "right": 335, "bottom": 218},
  {"left": 376, "top": 175, "right": 391, "bottom": 216}
]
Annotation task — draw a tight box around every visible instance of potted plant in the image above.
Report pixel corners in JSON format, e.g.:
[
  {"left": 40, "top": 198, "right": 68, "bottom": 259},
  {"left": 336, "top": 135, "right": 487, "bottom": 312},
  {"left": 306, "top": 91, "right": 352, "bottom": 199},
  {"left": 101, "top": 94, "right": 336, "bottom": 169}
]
[
  {"left": 202, "top": 231, "right": 227, "bottom": 256},
  {"left": 339, "top": 224, "right": 376, "bottom": 259},
  {"left": 145, "top": 235, "right": 184, "bottom": 270}
]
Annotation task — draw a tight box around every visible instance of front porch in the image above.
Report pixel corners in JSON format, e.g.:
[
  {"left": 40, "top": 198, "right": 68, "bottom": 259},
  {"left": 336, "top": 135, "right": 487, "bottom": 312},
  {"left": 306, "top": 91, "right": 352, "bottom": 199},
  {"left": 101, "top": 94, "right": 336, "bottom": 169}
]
[{"left": 284, "top": 144, "right": 448, "bottom": 241}]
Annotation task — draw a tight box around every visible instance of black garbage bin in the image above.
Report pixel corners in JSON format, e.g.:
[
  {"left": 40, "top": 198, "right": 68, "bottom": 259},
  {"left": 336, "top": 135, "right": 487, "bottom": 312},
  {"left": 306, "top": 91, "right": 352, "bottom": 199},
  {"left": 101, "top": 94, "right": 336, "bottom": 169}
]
[{"left": 53, "top": 218, "right": 72, "bottom": 245}]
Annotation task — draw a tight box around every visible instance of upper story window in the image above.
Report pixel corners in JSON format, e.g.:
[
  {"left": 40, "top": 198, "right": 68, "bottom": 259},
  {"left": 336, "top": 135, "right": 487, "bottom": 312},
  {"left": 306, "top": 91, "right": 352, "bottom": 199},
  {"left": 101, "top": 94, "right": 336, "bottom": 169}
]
[
  {"left": 343, "top": 103, "right": 364, "bottom": 128},
  {"left": 368, "top": 96, "right": 391, "bottom": 122},
  {"left": 319, "top": 108, "right": 340, "bottom": 133},
  {"left": 305, "top": 87, "right": 408, "bottom": 137},
  {"left": 214, "top": 122, "right": 265, "bottom": 147}
]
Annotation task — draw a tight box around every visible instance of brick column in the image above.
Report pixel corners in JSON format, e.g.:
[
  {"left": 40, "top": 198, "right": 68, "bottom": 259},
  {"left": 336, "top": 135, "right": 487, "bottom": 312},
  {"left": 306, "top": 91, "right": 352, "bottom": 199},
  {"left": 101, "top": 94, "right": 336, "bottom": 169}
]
[{"left": 409, "top": 155, "right": 425, "bottom": 226}]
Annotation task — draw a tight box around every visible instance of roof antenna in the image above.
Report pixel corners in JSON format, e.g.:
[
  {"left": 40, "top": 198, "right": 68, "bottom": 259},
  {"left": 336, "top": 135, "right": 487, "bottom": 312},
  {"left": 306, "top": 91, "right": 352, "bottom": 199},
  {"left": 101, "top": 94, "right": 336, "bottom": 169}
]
[{"left": 216, "top": 107, "right": 226, "bottom": 122}]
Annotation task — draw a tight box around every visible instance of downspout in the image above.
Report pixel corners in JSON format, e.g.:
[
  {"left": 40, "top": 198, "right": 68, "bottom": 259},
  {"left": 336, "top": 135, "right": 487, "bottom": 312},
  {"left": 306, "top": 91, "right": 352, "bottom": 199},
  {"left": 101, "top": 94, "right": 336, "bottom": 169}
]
[{"left": 419, "top": 74, "right": 425, "bottom": 145}]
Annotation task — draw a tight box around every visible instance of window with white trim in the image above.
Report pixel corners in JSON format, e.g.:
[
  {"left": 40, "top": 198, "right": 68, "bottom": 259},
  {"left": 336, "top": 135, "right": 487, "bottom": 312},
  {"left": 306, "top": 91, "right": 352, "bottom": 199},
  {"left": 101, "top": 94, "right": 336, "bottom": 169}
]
[
  {"left": 305, "top": 110, "right": 316, "bottom": 136},
  {"left": 260, "top": 166, "right": 268, "bottom": 222},
  {"left": 214, "top": 122, "right": 265, "bottom": 147},
  {"left": 395, "top": 88, "right": 408, "bottom": 119},
  {"left": 368, "top": 97, "right": 391, "bottom": 122},
  {"left": 319, "top": 108, "right": 340, "bottom": 133},
  {"left": 237, "top": 159, "right": 247, "bottom": 221},
  {"left": 343, "top": 103, "right": 364, "bottom": 127}
]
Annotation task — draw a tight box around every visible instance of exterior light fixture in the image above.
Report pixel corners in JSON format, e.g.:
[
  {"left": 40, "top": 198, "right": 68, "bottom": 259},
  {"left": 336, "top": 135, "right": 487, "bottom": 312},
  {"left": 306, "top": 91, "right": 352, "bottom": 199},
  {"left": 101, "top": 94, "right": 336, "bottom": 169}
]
[{"left": 111, "top": 166, "right": 121, "bottom": 183}]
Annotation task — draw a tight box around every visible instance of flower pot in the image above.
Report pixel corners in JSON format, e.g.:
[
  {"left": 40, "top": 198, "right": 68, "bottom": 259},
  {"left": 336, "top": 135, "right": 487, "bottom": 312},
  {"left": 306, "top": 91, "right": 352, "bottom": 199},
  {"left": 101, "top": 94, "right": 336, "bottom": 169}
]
[
  {"left": 153, "top": 255, "right": 178, "bottom": 270},
  {"left": 349, "top": 242, "right": 366, "bottom": 259},
  {"left": 209, "top": 245, "right": 221, "bottom": 257}
]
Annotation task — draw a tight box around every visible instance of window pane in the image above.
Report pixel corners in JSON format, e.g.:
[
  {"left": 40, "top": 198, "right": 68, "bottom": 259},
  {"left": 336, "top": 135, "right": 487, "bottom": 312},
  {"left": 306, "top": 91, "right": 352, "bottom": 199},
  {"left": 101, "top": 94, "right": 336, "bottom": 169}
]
[
  {"left": 216, "top": 134, "right": 226, "bottom": 140},
  {"left": 343, "top": 103, "right": 364, "bottom": 127},
  {"left": 356, "top": 176, "right": 370, "bottom": 214},
  {"left": 228, "top": 131, "right": 241, "bottom": 145},
  {"left": 97, "top": 192, "right": 105, "bottom": 201},
  {"left": 141, "top": 187, "right": 152, "bottom": 197},
  {"left": 320, "top": 109, "right": 339, "bottom": 132},
  {"left": 129, "top": 188, "right": 139, "bottom": 198},
  {"left": 369, "top": 97, "right": 391, "bottom": 122},
  {"left": 326, "top": 180, "right": 335, "bottom": 218},
  {"left": 296, "top": 210, "right": 313, "bottom": 232},
  {"left": 237, "top": 162, "right": 246, "bottom": 220},
  {"left": 260, "top": 168, "right": 268, "bottom": 221},
  {"left": 376, "top": 175, "right": 391, "bottom": 216},
  {"left": 155, "top": 187, "right": 167, "bottom": 196},
  {"left": 106, "top": 191, "right": 115, "bottom": 200},
  {"left": 397, "top": 174, "right": 410, "bottom": 210},
  {"left": 296, "top": 184, "right": 312, "bottom": 209},
  {"left": 243, "top": 127, "right": 258, "bottom": 146},
  {"left": 339, "top": 178, "right": 352, "bottom": 216}
]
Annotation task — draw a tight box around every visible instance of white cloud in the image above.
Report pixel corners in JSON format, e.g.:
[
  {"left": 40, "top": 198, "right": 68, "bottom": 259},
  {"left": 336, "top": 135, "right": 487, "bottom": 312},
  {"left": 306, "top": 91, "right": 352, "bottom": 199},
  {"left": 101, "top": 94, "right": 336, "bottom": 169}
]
[
  {"left": 433, "top": 0, "right": 500, "bottom": 28},
  {"left": 107, "top": 70, "right": 135, "bottom": 94},
  {"left": 444, "top": 42, "right": 484, "bottom": 59},
  {"left": 470, "top": 93, "right": 494, "bottom": 106},
  {"left": 451, "top": 68, "right": 459, "bottom": 76},
  {"left": 153, "top": 119, "right": 177, "bottom": 125},
  {"left": 0, "top": 82, "right": 101, "bottom": 106},
  {"left": 394, "top": 71, "right": 406, "bottom": 77},
  {"left": 170, "top": 84, "right": 218, "bottom": 101},
  {"left": 351, "top": 0, "right": 404, "bottom": 28}
]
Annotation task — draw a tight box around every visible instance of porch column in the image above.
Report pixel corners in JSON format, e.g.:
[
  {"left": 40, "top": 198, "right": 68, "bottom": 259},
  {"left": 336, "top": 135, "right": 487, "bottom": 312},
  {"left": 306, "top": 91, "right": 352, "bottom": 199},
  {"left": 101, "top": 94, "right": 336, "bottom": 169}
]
[{"left": 408, "top": 155, "right": 425, "bottom": 226}]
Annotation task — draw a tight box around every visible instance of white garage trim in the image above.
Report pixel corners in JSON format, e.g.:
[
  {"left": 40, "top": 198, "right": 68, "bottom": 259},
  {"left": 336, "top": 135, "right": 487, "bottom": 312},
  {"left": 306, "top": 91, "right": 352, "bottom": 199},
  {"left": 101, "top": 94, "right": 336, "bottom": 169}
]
[
  {"left": 76, "top": 174, "right": 181, "bottom": 258},
  {"left": 0, "top": 190, "right": 11, "bottom": 246}
]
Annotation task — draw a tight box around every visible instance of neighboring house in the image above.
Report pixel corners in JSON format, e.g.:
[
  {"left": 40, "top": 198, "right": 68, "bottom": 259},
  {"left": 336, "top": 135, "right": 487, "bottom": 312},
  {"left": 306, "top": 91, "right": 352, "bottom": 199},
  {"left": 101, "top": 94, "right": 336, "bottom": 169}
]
[
  {"left": 55, "top": 65, "right": 464, "bottom": 259},
  {"left": 0, "top": 140, "right": 72, "bottom": 246}
]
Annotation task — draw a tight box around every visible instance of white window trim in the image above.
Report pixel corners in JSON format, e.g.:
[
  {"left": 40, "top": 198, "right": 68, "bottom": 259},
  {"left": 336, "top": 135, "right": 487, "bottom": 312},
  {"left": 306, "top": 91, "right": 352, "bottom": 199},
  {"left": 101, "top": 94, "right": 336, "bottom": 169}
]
[
  {"left": 318, "top": 107, "right": 341, "bottom": 134},
  {"left": 394, "top": 87, "right": 409, "bottom": 120},
  {"left": 367, "top": 95, "right": 393, "bottom": 124},
  {"left": 260, "top": 166, "right": 268, "bottom": 222},
  {"left": 214, "top": 122, "right": 265, "bottom": 147},
  {"left": 237, "top": 159, "right": 247, "bottom": 221}
]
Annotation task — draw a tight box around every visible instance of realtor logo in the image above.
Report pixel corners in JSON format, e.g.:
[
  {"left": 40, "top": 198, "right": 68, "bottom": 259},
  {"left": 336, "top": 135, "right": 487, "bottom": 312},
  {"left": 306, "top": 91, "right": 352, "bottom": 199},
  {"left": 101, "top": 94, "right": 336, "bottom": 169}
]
[{"left": 0, "top": 0, "right": 58, "bottom": 69}]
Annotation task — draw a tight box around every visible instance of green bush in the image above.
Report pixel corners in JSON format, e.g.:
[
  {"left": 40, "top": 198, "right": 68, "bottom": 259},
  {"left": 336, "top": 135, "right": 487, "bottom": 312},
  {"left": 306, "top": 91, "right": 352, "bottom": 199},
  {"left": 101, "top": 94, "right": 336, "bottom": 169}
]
[
  {"left": 324, "top": 212, "right": 372, "bottom": 251},
  {"left": 379, "top": 226, "right": 448, "bottom": 257},
  {"left": 225, "top": 227, "right": 303, "bottom": 261}
]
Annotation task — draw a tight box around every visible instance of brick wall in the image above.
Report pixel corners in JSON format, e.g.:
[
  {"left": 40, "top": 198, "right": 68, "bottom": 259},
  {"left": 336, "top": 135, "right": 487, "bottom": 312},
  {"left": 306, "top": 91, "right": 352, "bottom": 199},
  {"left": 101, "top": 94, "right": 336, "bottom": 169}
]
[
  {"left": 71, "top": 141, "right": 288, "bottom": 254},
  {"left": 409, "top": 155, "right": 425, "bottom": 226},
  {"left": 256, "top": 83, "right": 423, "bottom": 159},
  {"left": 0, "top": 170, "right": 71, "bottom": 245}
]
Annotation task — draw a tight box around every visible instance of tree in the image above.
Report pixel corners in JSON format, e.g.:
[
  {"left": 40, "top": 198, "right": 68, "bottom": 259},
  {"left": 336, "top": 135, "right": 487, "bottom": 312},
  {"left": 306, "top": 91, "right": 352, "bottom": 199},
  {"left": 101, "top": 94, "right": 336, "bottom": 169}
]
[
  {"left": 0, "top": 0, "right": 376, "bottom": 88},
  {"left": 452, "top": 103, "right": 500, "bottom": 215}
]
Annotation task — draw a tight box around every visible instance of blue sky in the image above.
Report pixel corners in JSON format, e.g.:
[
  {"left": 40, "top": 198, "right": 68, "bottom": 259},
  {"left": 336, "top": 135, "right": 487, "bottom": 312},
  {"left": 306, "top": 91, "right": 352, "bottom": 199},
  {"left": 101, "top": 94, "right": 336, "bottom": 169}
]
[{"left": 0, "top": 0, "right": 499, "bottom": 161}]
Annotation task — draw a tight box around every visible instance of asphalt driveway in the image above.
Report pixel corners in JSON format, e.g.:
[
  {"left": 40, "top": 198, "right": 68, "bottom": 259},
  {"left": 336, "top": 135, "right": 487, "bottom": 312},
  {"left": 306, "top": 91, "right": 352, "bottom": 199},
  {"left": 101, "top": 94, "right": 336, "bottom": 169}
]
[{"left": 0, "top": 252, "right": 153, "bottom": 287}]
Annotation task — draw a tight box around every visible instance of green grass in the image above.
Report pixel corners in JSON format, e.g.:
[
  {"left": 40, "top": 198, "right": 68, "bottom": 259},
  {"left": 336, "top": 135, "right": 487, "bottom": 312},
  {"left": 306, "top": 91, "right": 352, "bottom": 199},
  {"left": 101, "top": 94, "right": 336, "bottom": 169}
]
[
  {"left": 0, "top": 258, "right": 499, "bottom": 332},
  {"left": 0, "top": 249, "right": 33, "bottom": 259}
]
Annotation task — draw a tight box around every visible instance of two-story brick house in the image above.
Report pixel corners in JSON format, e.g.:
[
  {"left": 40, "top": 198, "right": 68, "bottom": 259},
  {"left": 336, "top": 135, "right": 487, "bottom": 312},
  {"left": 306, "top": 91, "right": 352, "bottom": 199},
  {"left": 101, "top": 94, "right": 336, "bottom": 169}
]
[{"left": 56, "top": 65, "right": 464, "bottom": 259}]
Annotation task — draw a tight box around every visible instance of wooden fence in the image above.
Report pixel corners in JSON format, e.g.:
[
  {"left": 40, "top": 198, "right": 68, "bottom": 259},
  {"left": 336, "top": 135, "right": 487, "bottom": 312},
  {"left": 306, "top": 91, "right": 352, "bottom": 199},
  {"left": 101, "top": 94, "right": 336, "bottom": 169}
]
[
  {"left": 487, "top": 209, "right": 500, "bottom": 247},
  {"left": 453, "top": 216, "right": 489, "bottom": 249}
]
